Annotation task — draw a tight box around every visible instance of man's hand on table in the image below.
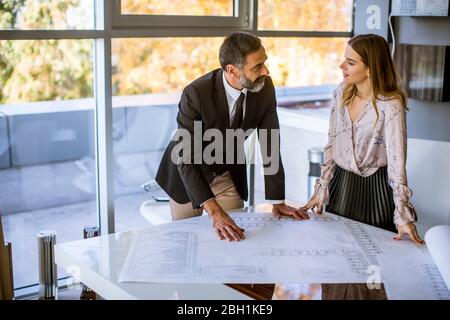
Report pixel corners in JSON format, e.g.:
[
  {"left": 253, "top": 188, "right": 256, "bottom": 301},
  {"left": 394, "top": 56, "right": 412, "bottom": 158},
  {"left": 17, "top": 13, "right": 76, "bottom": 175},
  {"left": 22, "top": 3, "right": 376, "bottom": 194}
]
[
  {"left": 203, "top": 199, "right": 245, "bottom": 241},
  {"left": 202, "top": 201, "right": 309, "bottom": 241}
]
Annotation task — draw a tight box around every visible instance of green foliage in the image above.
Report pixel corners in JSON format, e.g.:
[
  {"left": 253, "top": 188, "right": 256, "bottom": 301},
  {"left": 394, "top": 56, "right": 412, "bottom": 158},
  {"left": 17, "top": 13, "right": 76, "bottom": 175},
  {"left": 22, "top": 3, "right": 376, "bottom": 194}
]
[
  {"left": 0, "top": 0, "right": 26, "bottom": 28},
  {"left": 112, "top": 1, "right": 349, "bottom": 95},
  {"left": 1, "top": 39, "right": 93, "bottom": 103},
  {"left": 0, "top": 0, "right": 93, "bottom": 104}
]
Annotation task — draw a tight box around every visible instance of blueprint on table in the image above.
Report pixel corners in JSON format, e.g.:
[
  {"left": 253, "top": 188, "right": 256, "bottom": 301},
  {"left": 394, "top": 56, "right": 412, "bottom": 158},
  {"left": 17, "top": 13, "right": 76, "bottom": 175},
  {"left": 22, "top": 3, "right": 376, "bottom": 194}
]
[{"left": 118, "top": 211, "right": 449, "bottom": 300}]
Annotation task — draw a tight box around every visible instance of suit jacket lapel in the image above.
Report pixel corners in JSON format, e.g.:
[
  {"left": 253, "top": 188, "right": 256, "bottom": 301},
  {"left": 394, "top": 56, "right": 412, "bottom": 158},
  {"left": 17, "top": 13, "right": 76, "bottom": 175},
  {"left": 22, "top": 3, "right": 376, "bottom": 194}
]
[{"left": 214, "top": 69, "right": 231, "bottom": 131}]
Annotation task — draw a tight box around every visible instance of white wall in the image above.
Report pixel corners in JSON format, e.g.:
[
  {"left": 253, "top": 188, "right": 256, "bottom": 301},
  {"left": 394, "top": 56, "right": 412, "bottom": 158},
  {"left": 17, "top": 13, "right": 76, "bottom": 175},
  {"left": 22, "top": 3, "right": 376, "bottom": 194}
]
[{"left": 407, "top": 138, "right": 450, "bottom": 233}]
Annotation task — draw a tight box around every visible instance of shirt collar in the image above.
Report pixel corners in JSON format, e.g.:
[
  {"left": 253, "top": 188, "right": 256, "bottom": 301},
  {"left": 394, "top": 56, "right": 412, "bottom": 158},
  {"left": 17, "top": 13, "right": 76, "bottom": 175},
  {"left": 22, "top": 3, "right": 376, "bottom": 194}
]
[{"left": 222, "top": 71, "right": 247, "bottom": 101}]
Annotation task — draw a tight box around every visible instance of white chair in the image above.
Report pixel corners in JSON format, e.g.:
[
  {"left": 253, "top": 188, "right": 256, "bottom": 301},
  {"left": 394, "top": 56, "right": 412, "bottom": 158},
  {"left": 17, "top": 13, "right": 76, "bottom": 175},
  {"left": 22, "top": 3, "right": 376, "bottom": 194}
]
[{"left": 139, "top": 199, "right": 173, "bottom": 225}]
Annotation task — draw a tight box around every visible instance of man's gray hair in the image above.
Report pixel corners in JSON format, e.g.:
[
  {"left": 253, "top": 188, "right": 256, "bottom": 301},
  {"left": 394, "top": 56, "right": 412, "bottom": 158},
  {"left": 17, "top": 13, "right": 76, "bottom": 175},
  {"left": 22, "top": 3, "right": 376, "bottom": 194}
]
[{"left": 219, "top": 32, "right": 262, "bottom": 70}]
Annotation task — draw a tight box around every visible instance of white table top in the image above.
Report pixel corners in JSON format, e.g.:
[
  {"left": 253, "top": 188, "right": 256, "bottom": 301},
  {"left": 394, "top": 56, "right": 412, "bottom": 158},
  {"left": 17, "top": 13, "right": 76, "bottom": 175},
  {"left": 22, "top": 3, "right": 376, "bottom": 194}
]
[{"left": 55, "top": 203, "right": 275, "bottom": 300}]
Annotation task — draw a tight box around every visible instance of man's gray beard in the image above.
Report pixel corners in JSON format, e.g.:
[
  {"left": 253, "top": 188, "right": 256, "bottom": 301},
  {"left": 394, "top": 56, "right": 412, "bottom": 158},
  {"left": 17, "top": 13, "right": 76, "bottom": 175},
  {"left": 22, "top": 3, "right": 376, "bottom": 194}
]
[{"left": 239, "top": 74, "right": 266, "bottom": 92}]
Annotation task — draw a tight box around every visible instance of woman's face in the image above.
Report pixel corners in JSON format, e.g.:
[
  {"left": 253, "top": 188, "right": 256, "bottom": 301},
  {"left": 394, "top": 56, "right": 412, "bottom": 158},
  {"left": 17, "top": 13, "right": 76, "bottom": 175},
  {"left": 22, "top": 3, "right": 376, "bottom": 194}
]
[{"left": 339, "top": 45, "right": 369, "bottom": 85}]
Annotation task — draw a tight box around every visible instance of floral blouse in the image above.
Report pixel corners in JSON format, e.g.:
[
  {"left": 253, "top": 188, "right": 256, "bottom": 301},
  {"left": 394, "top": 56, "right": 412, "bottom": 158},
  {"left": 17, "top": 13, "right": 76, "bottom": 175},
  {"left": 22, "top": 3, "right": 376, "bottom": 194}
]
[{"left": 314, "top": 83, "right": 417, "bottom": 228}]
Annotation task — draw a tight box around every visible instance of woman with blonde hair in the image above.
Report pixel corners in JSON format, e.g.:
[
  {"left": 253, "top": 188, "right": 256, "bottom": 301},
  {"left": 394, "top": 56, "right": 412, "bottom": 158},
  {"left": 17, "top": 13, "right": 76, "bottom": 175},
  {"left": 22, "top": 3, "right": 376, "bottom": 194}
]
[
  {"left": 287, "top": 33, "right": 424, "bottom": 300},
  {"left": 304, "top": 33, "right": 423, "bottom": 243}
]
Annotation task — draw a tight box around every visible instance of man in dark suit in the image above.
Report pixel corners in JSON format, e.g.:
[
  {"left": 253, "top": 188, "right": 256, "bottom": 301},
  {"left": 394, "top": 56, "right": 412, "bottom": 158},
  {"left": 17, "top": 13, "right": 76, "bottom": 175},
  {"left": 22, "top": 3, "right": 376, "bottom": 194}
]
[{"left": 156, "top": 32, "right": 308, "bottom": 241}]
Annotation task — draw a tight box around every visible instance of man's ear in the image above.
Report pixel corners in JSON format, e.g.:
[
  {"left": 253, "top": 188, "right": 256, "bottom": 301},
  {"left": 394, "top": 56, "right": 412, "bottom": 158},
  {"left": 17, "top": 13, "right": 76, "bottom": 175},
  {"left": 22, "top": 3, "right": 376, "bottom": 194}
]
[{"left": 227, "top": 64, "right": 240, "bottom": 79}]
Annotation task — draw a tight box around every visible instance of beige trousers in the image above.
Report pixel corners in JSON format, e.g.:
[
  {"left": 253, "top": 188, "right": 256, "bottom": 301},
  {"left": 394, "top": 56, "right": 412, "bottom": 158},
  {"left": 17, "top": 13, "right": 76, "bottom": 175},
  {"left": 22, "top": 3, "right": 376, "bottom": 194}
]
[{"left": 169, "top": 171, "right": 244, "bottom": 221}]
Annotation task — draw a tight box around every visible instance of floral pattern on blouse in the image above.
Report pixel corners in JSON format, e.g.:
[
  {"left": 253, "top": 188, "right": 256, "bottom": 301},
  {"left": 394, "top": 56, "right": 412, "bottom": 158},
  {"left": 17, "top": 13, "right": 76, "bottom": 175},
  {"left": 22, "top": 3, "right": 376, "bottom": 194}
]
[{"left": 314, "top": 83, "right": 417, "bottom": 228}]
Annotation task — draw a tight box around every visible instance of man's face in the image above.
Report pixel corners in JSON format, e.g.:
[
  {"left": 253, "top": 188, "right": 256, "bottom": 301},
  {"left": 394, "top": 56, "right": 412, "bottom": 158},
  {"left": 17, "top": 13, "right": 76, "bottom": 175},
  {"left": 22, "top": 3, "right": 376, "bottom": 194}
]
[{"left": 239, "top": 46, "right": 270, "bottom": 92}]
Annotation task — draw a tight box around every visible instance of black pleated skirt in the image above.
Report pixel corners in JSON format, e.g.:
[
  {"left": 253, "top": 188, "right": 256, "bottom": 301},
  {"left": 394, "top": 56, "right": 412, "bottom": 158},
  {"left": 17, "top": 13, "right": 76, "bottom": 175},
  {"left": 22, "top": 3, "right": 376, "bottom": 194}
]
[
  {"left": 326, "top": 165, "right": 396, "bottom": 233},
  {"left": 322, "top": 165, "right": 395, "bottom": 300}
]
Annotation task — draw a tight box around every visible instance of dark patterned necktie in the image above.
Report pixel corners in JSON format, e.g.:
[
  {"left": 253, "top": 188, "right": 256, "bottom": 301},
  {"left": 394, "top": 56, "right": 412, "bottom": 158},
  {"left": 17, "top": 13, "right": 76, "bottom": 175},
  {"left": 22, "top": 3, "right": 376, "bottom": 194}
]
[{"left": 231, "top": 92, "right": 245, "bottom": 129}]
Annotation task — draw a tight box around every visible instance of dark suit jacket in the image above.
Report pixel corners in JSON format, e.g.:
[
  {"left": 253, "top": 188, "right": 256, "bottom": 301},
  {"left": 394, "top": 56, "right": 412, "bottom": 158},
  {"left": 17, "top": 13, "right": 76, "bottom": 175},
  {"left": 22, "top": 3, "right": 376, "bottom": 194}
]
[{"left": 156, "top": 68, "right": 285, "bottom": 208}]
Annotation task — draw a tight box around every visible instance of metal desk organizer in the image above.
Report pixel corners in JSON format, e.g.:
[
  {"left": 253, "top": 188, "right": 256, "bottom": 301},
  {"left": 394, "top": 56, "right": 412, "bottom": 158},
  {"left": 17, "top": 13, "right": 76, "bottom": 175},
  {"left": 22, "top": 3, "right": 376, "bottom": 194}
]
[{"left": 37, "top": 231, "right": 57, "bottom": 300}]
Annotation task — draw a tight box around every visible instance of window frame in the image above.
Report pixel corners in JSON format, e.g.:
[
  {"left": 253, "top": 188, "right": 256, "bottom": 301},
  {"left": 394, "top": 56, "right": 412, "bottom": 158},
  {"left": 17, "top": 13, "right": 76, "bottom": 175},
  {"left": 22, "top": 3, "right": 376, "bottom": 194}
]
[{"left": 111, "top": 0, "right": 249, "bottom": 28}]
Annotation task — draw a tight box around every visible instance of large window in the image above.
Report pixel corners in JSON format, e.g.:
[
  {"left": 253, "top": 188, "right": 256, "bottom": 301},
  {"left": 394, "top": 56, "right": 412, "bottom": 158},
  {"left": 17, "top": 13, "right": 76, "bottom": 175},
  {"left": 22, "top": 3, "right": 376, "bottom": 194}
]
[
  {"left": 113, "top": 0, "right": 247, "bottom": 27},
  {"left": 0, "top": 38, "right": 96, "bottom": 289},
  {"left": 111, "top": 37, "right": 224, "bottom": 231},
  {"left": 264, "top": 37, "right": 347, "bottom": 87},
  {"left": 0, "top": 0, "right": 99, "bottom": 292},
  {"left": 0, "top": 0, "right": 94, "bottom": 30},
  {"left": 121, "top": 0, "right": 234, "bottom": 16},
  {"left": 258, "top": 0, "right": 353, "bottom": 31},
  {"left": 0, "top": 0, "right": 354, "bottom": 294},
  {"left": 0, "top": 39, "right": 93, "bottom": 103},
  {"left": 112, "top": 37, "right": 224, "bottom": 95},
  {"left": 111, "top": 36, "right": 346, "bottom": 94}
]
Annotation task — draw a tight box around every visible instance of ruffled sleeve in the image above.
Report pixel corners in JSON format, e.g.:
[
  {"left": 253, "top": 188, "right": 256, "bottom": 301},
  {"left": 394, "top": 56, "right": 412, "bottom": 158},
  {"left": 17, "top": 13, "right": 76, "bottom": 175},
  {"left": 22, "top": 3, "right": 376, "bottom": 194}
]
[
  {"left": 384, "top": 100, "right": 417, "bottom": 228},
  {"left": 312, "top": 86, "right": 339, "bottom": 205}
]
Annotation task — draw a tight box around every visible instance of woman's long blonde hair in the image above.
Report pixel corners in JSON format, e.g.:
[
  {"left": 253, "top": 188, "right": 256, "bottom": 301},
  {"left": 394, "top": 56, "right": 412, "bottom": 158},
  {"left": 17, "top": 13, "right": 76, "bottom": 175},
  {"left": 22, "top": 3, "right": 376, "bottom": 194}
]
[{"left": 341, "top": 34, "right": 408, "bottom": 122}]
